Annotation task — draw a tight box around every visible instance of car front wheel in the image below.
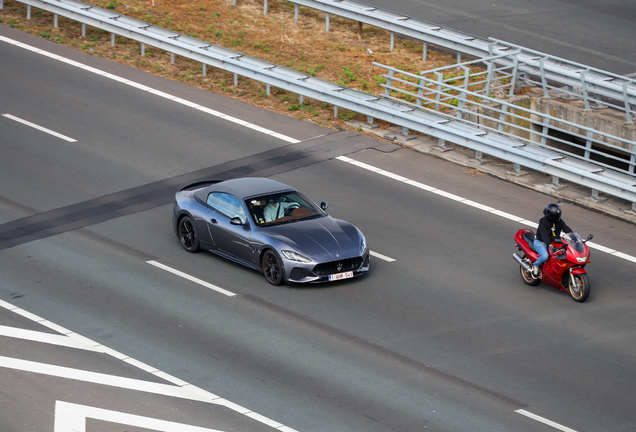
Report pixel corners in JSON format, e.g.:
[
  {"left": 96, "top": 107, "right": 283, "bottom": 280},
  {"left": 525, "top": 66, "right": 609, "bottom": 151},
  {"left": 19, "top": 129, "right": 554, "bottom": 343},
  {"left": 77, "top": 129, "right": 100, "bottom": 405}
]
[{"left": 262, "top": 249, "right": 284, "bottom": 285}]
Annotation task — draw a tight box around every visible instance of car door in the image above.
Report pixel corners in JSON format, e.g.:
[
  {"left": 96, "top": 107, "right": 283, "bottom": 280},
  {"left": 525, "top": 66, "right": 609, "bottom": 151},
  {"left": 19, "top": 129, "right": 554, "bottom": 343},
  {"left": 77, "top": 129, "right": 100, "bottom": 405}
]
[{"left": 206, "top": 192, "right": 254, "bottom": 263}]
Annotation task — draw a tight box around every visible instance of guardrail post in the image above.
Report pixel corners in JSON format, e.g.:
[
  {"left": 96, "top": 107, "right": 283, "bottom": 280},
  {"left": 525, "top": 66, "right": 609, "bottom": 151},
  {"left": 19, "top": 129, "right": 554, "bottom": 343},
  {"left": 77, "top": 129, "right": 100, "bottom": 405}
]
[
  {"left": 547, "top": 176, "right": 567, "bottom": 189},
  {"left": 364, "top": 116, "right": 379, "bottom": 129},
  {"left": 385, "top": 69, "right": 394, "bottom": 98},
  {"left": 141, "top": 42, "right": 145, "bottom": 56},
  {"left": 498, "top": 105, "right": 508, "bottom": 132},
  {"left": 263, "top": 0, "right": 268, "bottom": 15},
  {"left": 630, "top": 149, "right": 635, "bottom": 174},
  {"left": 433, "top": 138, "right": 453, "bottom": 152},
  {"left": 325, "top": 12, "right": 330, "bottom": 32},
  {"left": 509, "top": 55, "right": 519, "bottom": 96},
  {"left": 171, "top": 53, "right": 175, "bottom": 64},
  {"left": 299, "top": 95, "right": 304, "bottom": 105},
  {"left": 234, "top": 73, "right": 238, "bottom": 86},
  {"left": 111, "top": 33, "right": 115, "bottom": 46},
  {"left": 54, "top": 14, "right": 58, "bottom": 28},
  {"left": 266, "top": 84, "right": 271, "bottom": 96},
  {"left": 81, "top": 23, "right": 86, "bottom": 37},
  {"left": 202, "top": 63, "right": 207, "bottom": 77},
  {"left": 422, "top": 42, "right": 427, "bottom": 62},
  {"left": 434, "top": 72, "right": 442, "bottom": 111},
  {"left": 584, "top": 131, "right": 593, "bottom": 159},
  {"left": 587, "top": 189, "right": 607, "bottom": 202},
  {"left": 538, "top": 58, "right": 550, "bottom": 98},
  {"left": 294, "top": 4, "right": 299, "bottom": 23},
  {"left": 623, "top": 83, "right": 634, "bottom": 124},
  {"left": 580, "top": 70, "right": 591, "bottom": 111},
  {"left": 401, "top": 126, "right": 416, "bottom": 140},
  {"left": 390, "top": 32, "right": 394, "bottom": 51},
  {"left": 456, "top": 52, "right": 461, "bottom": 64},
  {"left": 540, "top": 117, "right": 550, "bottom": 147},
  {"left": 26, "top": 4, "right": 31, "bottom": 19},
  {"left": 0, "top": 0, "right": 3, "bottom": 10},
  {"left": 334, "top": 105, "right": 338, "bottom": 118},
  {"left": 507, "top": 163, "right": 528, "bottom": 176}
]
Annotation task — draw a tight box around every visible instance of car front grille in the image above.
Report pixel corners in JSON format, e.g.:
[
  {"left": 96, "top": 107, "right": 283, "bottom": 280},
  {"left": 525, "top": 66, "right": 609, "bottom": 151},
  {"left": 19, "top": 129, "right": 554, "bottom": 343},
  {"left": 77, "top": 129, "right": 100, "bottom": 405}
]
[{"left": 313, "top": 257, "right": 363, "bottom": 275}]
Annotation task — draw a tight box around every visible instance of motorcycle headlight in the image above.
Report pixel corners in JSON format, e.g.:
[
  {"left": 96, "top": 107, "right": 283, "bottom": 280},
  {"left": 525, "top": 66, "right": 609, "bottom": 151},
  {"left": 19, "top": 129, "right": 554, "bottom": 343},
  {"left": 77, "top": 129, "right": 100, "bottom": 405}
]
[
  {"left": 360, "top": 234, "right": 367, "bottom": 254},
  {"left": 281, "top": 250, "right": 312, "bottom": 263},
  {"left": 576, "top": 256, "right": 587, "bottom": 263}
]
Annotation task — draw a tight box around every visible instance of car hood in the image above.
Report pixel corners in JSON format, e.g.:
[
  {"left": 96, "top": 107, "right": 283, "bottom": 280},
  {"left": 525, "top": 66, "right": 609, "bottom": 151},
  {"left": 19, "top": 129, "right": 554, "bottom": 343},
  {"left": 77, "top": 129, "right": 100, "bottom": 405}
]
[{"left": 264, "top": 217, "right": 361, "bottom": 258}]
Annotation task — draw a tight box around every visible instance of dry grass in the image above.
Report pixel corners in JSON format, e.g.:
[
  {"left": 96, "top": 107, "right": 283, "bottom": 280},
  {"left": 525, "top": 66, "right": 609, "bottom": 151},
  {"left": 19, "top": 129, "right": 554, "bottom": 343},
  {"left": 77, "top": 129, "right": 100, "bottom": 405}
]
[{"left": 1, "top": 0, "right": 466, "bottom": 128}]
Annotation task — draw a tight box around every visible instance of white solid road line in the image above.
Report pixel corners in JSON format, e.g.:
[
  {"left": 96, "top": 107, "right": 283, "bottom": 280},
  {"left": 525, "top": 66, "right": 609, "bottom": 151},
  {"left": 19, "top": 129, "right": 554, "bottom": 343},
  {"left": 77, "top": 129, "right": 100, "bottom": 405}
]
[
  {"left": 2, "top": 113, "right": 77, "bottom": 142},
  {"left": 516, "top": 409, "right": 578, "bottom": 432},
  {"left": 147, "top": 260, "right": 237, "bottom": 297},
  {"left": 0, "top": 35, "right": 300, "bottom": 144},
  {"left": 336, "top": 155, "right": 636, "bottom": 265}
]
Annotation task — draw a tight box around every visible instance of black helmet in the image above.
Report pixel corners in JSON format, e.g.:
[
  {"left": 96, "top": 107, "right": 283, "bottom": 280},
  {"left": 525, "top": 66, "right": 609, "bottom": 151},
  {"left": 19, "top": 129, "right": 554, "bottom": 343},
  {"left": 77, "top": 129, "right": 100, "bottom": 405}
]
[{"left": 543, "top": 203, "right": 562, "bottom": 222}]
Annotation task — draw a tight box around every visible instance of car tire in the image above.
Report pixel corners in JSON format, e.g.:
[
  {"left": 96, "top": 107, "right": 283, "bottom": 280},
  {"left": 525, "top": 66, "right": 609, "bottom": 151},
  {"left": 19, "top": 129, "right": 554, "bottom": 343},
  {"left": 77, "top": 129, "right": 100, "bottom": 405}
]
[
  {"left": 262, "top": 249, "right": 284, "bottom": 285},
  {"left": 178, "top": 215, "right": 200, "bottom": 253}
]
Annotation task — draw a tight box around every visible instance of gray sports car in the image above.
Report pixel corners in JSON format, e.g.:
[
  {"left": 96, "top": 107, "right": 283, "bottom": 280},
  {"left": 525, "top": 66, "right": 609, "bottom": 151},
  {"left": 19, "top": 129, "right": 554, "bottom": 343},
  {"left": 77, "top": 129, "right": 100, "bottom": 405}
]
[{"left": 172, "top": 177, "right": 370, "bottom": 285}]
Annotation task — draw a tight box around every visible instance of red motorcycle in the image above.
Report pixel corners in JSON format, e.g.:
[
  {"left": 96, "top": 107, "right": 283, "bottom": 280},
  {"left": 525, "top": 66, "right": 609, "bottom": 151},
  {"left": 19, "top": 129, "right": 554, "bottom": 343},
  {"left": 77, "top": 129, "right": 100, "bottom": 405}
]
[{"left": 513, "top": 229, "right": 593, "bottom": 302}]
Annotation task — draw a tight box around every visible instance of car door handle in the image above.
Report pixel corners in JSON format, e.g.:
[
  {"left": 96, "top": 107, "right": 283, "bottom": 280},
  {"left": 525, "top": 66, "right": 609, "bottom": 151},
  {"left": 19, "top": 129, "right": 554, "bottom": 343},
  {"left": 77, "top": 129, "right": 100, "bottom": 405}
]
[{"left": 210, "top": 218, "right": 217, "bottom": 224}]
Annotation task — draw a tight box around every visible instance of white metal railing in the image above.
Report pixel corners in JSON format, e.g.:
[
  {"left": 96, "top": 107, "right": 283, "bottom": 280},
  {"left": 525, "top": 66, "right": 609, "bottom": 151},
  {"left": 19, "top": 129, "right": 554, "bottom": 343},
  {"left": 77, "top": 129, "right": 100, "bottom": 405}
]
[
  {"left": 5, "top": 0, "right": 636, "bottom": 211},
  {"left": 252, "top": 0, "right": 636, "bottom": 124},
  {"left": 377, "top": 62, "right": 636, "bottom": 176}
]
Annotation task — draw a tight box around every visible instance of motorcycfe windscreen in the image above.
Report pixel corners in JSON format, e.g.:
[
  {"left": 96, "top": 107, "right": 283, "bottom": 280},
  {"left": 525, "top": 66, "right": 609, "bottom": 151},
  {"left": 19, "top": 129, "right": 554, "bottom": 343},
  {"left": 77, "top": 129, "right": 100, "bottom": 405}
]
[{"left": 513, "top": 229, "right": 593, "bottom": 302}]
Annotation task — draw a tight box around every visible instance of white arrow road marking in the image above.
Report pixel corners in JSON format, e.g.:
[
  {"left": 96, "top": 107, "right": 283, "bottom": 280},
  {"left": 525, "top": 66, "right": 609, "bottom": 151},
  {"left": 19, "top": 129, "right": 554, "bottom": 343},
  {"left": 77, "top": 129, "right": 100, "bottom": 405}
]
[
  {"left": 0, "top": 325, "right": 102, "bottom": 352},
  {"left": 2, "top": 113, "right": 77, "bottom": 142},
  {"left": 54, "top": 401, "right": 226, "bottom": 432}
]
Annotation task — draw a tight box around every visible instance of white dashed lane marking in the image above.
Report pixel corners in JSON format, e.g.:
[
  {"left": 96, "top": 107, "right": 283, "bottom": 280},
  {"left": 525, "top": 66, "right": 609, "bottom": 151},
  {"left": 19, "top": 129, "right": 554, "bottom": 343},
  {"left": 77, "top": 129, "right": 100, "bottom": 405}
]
[{"left": 2, "top": 113, "right": 77, "bottom": 142}]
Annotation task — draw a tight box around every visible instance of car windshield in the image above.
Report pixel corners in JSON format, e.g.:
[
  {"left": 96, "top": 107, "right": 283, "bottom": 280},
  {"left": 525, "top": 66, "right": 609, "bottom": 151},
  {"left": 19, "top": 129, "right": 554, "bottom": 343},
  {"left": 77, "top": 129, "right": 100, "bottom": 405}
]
[
  {"left": 246, "top": 191, "right": 324, "bottom": 226},
  {"left": 561, "top": 232, "right": 586, "bottom": 253}
]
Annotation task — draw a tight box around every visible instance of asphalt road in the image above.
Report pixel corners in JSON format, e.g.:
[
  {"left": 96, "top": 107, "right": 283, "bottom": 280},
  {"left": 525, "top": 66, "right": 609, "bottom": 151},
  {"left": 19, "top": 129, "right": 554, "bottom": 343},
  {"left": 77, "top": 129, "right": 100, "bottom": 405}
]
[
  {"left": 2, "top": 25, "right": 636, "bottom": 432},
  {"left": 362, "top": 0, "right": 636, "bottom": 75}
]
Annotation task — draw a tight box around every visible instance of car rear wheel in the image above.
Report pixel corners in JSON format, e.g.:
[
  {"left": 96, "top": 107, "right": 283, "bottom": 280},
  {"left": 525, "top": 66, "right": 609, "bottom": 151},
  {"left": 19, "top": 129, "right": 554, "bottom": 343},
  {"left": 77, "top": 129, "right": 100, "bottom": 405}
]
[
  {"left": 262, "top": 249, "right": 284, "bottom": 285},
  {"left": 178, "top": 216, "right": 200, "bottom": 253}
]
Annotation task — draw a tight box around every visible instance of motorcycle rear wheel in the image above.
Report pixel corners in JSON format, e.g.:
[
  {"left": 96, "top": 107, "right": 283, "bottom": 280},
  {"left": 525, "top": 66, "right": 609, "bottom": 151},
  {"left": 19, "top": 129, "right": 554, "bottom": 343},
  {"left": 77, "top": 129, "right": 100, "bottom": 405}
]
[
  {"left": 569, "top": 273, "right": 590, "bottom": 302},
  {"left": 520, "top": 257, "right": 541, "bottom": 286}
]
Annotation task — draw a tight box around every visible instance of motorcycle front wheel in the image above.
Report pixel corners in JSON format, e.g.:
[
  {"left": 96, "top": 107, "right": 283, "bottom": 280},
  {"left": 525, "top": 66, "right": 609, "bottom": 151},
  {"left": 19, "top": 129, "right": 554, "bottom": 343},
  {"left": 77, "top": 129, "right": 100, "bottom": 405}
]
[
  {"left": 569, "top": 273, "right": 590, "bottom": 302},
  {"left": 520, "top": 261, "right": 540, "bottom": 286}
]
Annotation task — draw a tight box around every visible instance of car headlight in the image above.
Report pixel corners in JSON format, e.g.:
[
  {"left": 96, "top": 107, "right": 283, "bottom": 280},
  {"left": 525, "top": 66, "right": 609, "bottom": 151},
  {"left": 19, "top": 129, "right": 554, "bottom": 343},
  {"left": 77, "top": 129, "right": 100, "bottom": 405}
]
[
  {"left": 360, "top": 234, "right": 367, "bottom": 254},
  {"left": 281, "top": 250, "right": 312, "bottom": 263},
  {"left": 576, "top": 256, "right": 587, "bottom": 263}
]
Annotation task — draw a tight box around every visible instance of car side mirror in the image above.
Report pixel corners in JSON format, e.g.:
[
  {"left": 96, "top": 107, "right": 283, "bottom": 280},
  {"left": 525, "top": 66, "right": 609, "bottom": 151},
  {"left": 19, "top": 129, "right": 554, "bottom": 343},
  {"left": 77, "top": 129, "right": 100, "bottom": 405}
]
[
  {"left": 230, "top": 217, "right": 243, "bottom": 226},
  {"left": 320, "top": 202, "right": 328, "bottom": 211}
]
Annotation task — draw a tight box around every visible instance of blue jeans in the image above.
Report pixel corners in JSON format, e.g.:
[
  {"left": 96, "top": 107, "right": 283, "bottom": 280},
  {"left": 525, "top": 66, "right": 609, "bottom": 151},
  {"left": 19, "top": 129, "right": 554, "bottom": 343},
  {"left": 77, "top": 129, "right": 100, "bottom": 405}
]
[{"left": 533, "top": 238, "right": 549, "bottom": 267}]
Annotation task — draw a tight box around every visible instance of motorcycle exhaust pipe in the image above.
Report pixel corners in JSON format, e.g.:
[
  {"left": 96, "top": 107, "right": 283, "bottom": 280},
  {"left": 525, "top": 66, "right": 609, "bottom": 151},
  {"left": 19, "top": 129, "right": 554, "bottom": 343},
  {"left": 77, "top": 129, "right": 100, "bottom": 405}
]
[{"left": 513, "top": 253, "right": 533, "bottom": 272}]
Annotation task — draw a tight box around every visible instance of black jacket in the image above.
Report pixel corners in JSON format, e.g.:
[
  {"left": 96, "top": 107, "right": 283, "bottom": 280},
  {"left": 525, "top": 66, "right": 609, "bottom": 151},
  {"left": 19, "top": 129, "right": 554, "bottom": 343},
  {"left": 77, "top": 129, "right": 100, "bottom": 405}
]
[{"left": 536, "top": 216, "right": 572, "bottom": 244}]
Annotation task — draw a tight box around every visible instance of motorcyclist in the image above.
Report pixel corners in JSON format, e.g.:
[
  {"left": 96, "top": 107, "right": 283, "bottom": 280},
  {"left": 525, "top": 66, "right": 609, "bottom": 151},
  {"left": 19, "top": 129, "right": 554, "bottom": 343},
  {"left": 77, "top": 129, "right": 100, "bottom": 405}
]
[{"left": 533, "top": 203, "right": 572, "bottom": 277}]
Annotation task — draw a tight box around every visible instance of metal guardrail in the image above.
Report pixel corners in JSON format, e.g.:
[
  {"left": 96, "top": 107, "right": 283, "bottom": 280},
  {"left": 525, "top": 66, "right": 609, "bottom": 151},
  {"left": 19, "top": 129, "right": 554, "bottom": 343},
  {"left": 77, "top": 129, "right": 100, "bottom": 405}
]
[
  {"left": 377, "top": 62, "right": 636, "bottom": 175},
  {"left": 5, "top": 0, "right": 636, "bottom": 211},
  {"left": 256, "top": 0, "right": 636, "bottom": 123}
]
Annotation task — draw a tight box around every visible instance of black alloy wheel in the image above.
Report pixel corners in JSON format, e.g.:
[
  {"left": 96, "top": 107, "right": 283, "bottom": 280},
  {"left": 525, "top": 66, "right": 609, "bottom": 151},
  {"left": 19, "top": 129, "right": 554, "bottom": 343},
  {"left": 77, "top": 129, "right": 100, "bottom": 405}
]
[
  {"left": 262, "top": 249, "right": 284, "bottom": 285},
  {"left": 178, "top": 216, "right": 200, "bottom": 253}
]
